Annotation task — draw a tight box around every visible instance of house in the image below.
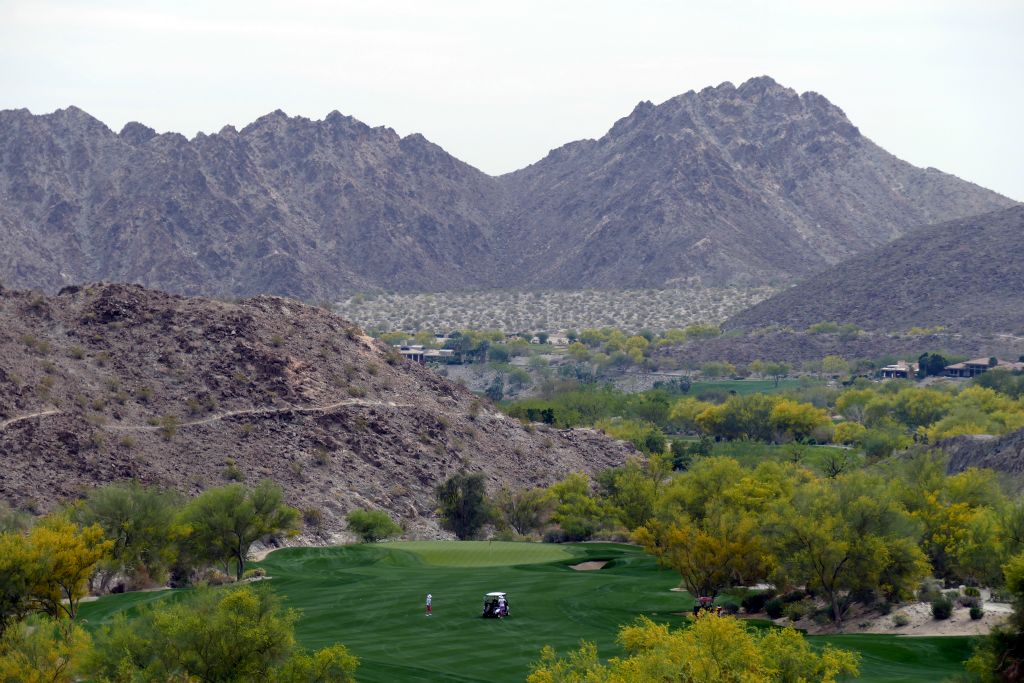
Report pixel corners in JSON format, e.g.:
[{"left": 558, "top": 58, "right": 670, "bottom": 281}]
[
  {"left": 880, "top": 361, "right": 918, "bottom": 379},
  {"left": 944, "top": 357, "right": 1024, "bottom": 378},
  {"left": 424, "top": 349, "right": 455, "bottom": 363},
  {"left": 396, "top": 345, "right": 425, "bottom": 363}
]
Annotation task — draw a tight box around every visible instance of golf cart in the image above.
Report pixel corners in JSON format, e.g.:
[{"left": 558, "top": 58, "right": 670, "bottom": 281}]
[{"left": 482, "top": 592, "right": 509, "bottom": 618}]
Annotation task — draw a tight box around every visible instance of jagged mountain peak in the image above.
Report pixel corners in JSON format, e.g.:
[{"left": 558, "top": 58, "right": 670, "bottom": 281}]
[{"left": 0, "top": 77, "right": 1013, "bottom": 298}]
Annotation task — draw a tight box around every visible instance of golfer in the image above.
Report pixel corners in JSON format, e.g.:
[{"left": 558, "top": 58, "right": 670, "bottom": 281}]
[{"left": 425, "top": 593, "right": 432, "bottom": 616}]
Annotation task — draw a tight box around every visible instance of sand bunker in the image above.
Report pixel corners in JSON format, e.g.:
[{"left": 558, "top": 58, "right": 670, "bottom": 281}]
[{"left": 570, "top": 561, "right": 608, "bottom": 571}]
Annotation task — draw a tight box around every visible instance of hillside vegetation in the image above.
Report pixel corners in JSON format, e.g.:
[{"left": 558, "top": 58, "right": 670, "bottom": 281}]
[
  {"left": 0, "top": 283, "right": 633, "bottom": 534},
  {"left": 727, "top": 205, "right": 1024, "bottom": 335}
]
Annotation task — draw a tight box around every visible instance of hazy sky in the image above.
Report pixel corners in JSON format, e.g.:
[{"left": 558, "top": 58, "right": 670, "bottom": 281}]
[{"left": 2, "top": 0, "right": 1022, "bottom": 199}]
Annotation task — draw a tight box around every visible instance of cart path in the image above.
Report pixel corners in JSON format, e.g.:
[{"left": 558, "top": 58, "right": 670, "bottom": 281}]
[
  {"left": 1, "top": 398, "right": 414, "bottom": 434},
  {"left": 0, "top": 409, "right": 62, "bottom": 431}
]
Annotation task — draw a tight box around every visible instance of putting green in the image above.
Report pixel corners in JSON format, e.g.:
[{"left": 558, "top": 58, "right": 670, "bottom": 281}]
[{"left": 79, "top": 542, "right": 977, "bottom": 682}]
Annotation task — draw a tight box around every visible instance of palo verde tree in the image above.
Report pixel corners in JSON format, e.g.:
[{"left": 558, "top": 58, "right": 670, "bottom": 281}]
[
  {"left": 436, "top": 471, "right": 490, "bottom": 540},
  {"left": 72, "top": 481, "right": 185, "bottom": 588},
  {"left": 84, "top": 585, "right": 358, "bottom": 682},
  {"left": 182, "top": 480, "right": 300, "bottom": 580}
]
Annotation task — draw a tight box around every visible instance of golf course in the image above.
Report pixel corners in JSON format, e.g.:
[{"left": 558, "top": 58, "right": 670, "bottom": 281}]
[{"left": 79, "top": 541, "right": 976, "bottom": 682}]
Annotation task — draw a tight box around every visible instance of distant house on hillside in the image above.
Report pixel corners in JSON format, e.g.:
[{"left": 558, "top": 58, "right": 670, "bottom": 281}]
[
  {"left": 880, "top": 361, "right": 918, "bottom": 379},
  {"left": 944, "top": 358, "right": 1024, "bottom": 378}
]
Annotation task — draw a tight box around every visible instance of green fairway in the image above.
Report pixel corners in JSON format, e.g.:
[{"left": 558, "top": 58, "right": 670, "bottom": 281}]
[
  {"left": 690, "top": 378, "right": 814, "bottom": 395},
  {"left": 79, "top": 542, "right": 974, "bottom": 682}
]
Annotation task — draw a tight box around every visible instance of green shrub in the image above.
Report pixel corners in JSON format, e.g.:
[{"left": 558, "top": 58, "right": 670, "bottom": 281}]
[
  {"left": 931, "top": 597, "right": 953, "bottom": 620},
  {"left": 970, "top": 605, "right": 984, "bottom": 620},
  {"left": 741, "top": 591, "right": 775, "bottom": 614},
  {"left": 964, "top": 586, "right": 981, "bottom": 597},
  {"left": 893, "top": 612, "right": 910, "bottom": 627},
  {"left": 765, "top": 597, "right": 785, "bottom": 619},
  {"left": 346, "top": 509, "right": 402, "bottom": 542},
  {"left": 242, "top": 567, "right": 267, "bottom": 580}
]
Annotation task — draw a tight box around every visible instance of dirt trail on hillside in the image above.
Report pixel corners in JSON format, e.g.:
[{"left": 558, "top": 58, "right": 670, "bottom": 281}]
[
  {"left": 1, "top": 399, "right": 413, "bottom": 434},
  {"left": 0, "top": 409, "right": 62, "bottom": 431},
  {"left": 105, "top": 398, "right": 415, "bottom": 432}
]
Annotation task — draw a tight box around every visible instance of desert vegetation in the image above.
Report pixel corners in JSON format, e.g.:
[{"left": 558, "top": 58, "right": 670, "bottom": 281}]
[{"left": 337, "top": 287, "right": 776, "bottom": 333}]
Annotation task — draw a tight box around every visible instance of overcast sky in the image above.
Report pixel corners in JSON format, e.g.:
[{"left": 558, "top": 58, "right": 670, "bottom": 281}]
[{"left": 2, "top": 0, "right": 1022, "bottom": 199}]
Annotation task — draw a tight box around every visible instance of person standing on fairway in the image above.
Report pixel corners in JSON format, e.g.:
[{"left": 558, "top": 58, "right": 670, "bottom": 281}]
[{"left": 426, "top": 593, "right": 432, "bottom": 616}]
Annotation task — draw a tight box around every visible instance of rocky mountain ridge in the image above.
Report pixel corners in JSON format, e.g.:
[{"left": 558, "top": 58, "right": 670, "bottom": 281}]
[
  {"left": 0, "top": 77, "right": 1013, "bottom": 298},
  {"left": 725, "top": 205, "right": 1024, "bottom": 334},
  {"left": 0, "top": 283, "right": 634, "bottom": 535}
]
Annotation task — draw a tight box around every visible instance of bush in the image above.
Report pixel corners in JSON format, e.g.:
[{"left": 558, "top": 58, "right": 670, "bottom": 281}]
[
  {"left": 893, "top": 612, "right": 910, "bottom": 627},
  {"left": 723, "top": 602, "right": 740, "bottom": 615},
  {"left": 931, "top": 597, "right": 953, "bottom": 620},
  {"left": 542, "top": 528, "right": 571, "bottom": 544},
  {"left": 970, "top": 605, "right": 984, "bottom": 621},
  {"left": 741, "top": 591, "right": 775, "bottom": 614},
  {"left": 242, "top": 567, "right": 267, "bottom": 580},
  {"left": 782, "top": 589, "right": 807, "bottom": 603},
  {"left": 957, "top": 595, "right": 981, "bottom": 609},
  {"left": 785, "top": 599, "right": 812, "bottom": 622},
  {"left": 346, "top": 509, "right": 402, "bottom": 543},
  {"left": 765, "top": 598, "right": 785, "bottom": 619},
  {"left": 964, "top": 586, "right": 981, "bottom": 597}
]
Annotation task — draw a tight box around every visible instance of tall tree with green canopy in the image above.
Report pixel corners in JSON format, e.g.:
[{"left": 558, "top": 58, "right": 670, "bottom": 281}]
[
  {"left": 85, "top": 585, "right": 358, "bottom": 682},
  {"left": 182, "top": 480, "right": 300, "bottom": 580},
  {"left": 72, "top": 481, "right": 185, "bottom": 588},
  {"left": 435, "top": 471, "right": 490, "bottom": 540},
  {"left": 771, "top": 472, "right": 929, "bottom": 624}
]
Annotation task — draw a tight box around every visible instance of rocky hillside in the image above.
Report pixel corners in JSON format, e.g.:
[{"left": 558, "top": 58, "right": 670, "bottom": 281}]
[
  {"left": 944, "top": 430, "right": 1024, "bottom": 475},
  {"left": 496, "top": 77, "right": 1012, "bottom": 288},
  {"left": 0, "top": 77, "right": 1012, "bottom": 297},
  {"left": 725, "top": 205, "right": 1024, "bottom": 334},
  {"left": 0, "top": 284, "right": 634, "bottom": 536}
]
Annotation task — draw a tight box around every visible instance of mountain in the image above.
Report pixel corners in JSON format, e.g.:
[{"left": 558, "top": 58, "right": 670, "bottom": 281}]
[
  {"left": 0, "top": 283, "right": 633, "bottom": 535},
  {"left": 0, "top": 107, "right": 503, "bottom": 300},
  {"left": 724, "top": 205, "right": 1024, "bottom": 334},
  {"left": 0, "top": 77, "right": 1013, "bottom": 298},
  {"left": 496, "top": 77, "right": 1013, "bottom": 288}
]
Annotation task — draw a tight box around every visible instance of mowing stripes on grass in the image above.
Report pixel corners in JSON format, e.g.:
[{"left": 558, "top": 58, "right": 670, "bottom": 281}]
[{"left": 79, "top": 542, "right": 976, "bottom": 682}]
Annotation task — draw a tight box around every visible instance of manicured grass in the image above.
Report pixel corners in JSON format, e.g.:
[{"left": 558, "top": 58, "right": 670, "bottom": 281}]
[
  {"left": 690, "top": 378, "right": 814, "bottom": 396},
  {"left": 710, "top": 440, "right": 865, "bottom": 473},
  {"left": 79, "top": 542, "right": 974, "bottom": 682}
]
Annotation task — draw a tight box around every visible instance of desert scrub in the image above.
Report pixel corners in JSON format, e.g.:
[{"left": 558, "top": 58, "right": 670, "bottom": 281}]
[
  {"left": 67, "top": 345, "right": 85, "bottom": 360},
  {"left": 893, "top": 612, "right": 910, "bottom": 627},
  {"left": 223, "top": 459, "right": 244, "bottom": 482},
  {"left": 135, "top": 386, "right": 154, "bottom": 404},
  {"left": 158, "top": 415, "right": 179, "bottom": 441}
]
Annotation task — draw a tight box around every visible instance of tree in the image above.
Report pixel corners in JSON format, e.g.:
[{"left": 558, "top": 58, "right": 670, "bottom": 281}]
[
  {"left": 85, "top": 585, "right": 359, "bottom": 682},
  {"left": 182, "top": 480, "right": 300, "bottom": 580},
  {"left": 346, "top": 509, "right": 402, "bottom": 543},
  {"left": 634, "top": 510, "right": 768, "bottom": 600},
  {"left": 0, "top": 616, "right": 90, "bottom": 683},
  {"left": 917, "top": 352, "right": 949, "bottom": 378},
  {"left": 494, "top": 487, "right": 553, "bottom": 535},
  {"left": 24, "top": 519, "right": 113, "bottom": 621},
  {"left": 528, "top": 613, "right": 858, "bottom": 683},
  {"left": 436, "top": 471, "right": 490, "bottom": 540},
  {"left": 72, "top": 481, "right": 185, "bottom": 588},
  {"left": 762, "top": 361, "right": 791, "bottom": 387},
  {"left": 771, "top": 474, "right": 928, "bottom": 624},
  {"left": 485, "top": 374, "right": 505, "bottom": 402},
  {"left": 548, "top": 473, "right": 610, "bottom": 541},
  {"left": 821, "top": 355, "right": 850, "bottom": 377}
]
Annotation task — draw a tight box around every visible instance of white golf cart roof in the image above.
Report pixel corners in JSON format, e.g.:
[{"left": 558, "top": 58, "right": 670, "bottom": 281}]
[{"left": 485, "top": 592, "right": 506, "bottom": 597}]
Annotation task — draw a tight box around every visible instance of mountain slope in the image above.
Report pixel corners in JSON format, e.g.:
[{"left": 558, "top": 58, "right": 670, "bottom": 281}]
[
  {"left": 0, "top": 107, "right": 504, "bottom": 300},
  {"left": 724, "top": 205, "right": 1024, "bottom": 334},
  {"left": 0, "top": 77, "right": 1013, "bottom": 297},
  {"left": 497, "top": 77, "right": 1012, "bottom": 288},
  {"left": 0, "top": 283, "right": 633, "bottom": 534}
]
